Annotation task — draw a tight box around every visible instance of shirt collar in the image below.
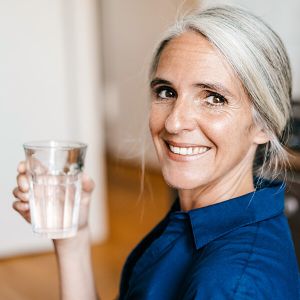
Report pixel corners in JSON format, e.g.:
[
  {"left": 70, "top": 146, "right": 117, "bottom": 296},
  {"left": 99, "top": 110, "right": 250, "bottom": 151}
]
[{"left": 170, "top": 180, "right": 285, "bottom": 250}]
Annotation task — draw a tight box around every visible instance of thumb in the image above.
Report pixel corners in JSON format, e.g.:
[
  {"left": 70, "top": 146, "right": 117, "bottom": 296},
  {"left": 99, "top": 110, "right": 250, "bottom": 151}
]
[{"left": 81, "top": 173, "right": 95, "bottom": 193}]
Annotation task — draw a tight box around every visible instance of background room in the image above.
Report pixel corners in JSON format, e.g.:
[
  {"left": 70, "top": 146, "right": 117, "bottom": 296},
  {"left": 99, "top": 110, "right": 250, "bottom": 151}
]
[{"left": 0, "top": 0, "right": 299, "bottom": 299}]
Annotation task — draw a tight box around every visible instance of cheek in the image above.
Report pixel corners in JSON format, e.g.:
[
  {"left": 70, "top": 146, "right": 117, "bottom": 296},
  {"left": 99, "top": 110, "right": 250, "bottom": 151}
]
[
  {"left": 204, "top": 114, "right": 254, "bottom": 150},
  {"left": 202, "top": 114, "right": 232, "bottom": 140},
  {"left": 149, "top": 105, "right": 169, "bottom": 137}
]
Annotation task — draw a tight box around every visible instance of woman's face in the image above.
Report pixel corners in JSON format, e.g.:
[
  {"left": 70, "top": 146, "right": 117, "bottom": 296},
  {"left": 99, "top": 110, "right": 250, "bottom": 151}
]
[{"left": 149, "top": 31, "right": 267, "bottom": 190}]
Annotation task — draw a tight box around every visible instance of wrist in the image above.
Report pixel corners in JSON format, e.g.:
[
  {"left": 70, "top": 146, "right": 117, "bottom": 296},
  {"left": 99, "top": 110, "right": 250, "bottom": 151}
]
[
  {"left": 53, "top": 226, "right": 91, "bottom": 255},
  {"left": 52, "top": 226, "right": 98, "bottom": 300}
]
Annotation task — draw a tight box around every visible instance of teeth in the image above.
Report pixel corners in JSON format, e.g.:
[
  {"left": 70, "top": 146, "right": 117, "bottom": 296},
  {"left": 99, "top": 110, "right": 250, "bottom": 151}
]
[
  {"left": 180, "top": 148, "right": 187, "bottom": 155},
  {"left": 173, "top": 147, "right": 180, "bottom": 154},
  {"left": 169, "top": 144, "right": 209, "bottom": 156}
]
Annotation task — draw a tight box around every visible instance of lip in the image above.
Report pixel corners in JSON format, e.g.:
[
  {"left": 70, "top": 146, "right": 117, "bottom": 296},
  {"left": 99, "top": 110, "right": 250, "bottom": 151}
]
[
  {"left": 165, "top": 140, "right": 210, "bottom": 148},
  {"left": 163, "top": 140, "right": 211, "bottom": 162}
]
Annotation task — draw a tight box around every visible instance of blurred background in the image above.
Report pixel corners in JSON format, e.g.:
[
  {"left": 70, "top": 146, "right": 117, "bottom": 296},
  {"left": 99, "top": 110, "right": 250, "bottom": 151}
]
[{"left": 0, "top": 0, "right": 299, "bottom": 299}]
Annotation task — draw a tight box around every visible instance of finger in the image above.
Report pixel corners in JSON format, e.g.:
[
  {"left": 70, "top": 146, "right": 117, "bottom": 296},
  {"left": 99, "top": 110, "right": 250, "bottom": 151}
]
[
  {"left": 81, "top": 192, "right": 91, "bottom": 206},
  {"left": 30, "top": 157, "right": 48, "bottom": 175},
  {"left": 12, "top": 200, "right": 31, "bottom": 223},
  {"left": 17, "top": 174, "right": 30, "bottom": 193},
  {"left": 12, "top": 187, "right": 29, "bottom": 202},
  {"left": 12, "top": 200, "right": 30, "bottom": 212},
  {"left": 81, "top": 173, "right": 95, "bottom": 193},
  {"left": 21, "top": 158, "right": 48, "bottom": 176},
  {"left": 17, "top": 161, "right": 27, "bottom": 174}
]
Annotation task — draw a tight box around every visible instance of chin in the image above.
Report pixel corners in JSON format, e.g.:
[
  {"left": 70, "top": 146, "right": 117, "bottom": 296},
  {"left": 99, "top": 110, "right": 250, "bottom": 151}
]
[{"left": 162, "top": 168, "right": 207, "bottom": 190}]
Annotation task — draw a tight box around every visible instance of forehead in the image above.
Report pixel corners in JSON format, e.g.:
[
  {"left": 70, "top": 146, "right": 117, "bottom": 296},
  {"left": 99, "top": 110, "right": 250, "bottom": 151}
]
[{"left": 156, "top": 31, "right": 244, "bottom": 93}]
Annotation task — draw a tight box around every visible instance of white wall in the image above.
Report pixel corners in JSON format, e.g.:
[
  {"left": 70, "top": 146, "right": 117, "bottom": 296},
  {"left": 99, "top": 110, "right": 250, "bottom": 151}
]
[{"left": 0, "top": 0, "right": 107, "bottom": 257}]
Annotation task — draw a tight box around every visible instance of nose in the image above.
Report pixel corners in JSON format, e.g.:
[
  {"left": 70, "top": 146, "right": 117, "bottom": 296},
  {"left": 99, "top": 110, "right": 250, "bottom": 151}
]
[{"left": 164, "top": 98, "right": 197, "bottom": 134}]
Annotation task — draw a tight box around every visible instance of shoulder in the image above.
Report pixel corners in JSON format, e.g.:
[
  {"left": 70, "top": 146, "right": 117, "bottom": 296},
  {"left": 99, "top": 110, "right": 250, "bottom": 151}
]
[
  {"left": 180, "top": 214, "right": 299, "bottom": 299},
  {"left": 119, "top": 212, "right": 170, "bottom": 297}
]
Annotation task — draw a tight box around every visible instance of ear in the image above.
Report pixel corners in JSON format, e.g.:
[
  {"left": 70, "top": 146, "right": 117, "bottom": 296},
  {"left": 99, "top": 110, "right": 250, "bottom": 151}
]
[{"left": 252, "top": 127, "right": 270, "bottom": 145}]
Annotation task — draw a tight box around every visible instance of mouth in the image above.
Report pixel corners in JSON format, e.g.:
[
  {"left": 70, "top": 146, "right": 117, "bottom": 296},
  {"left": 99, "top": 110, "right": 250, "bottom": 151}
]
[{"left": 164, "top": 140, "right": 211, "bottom": 158}]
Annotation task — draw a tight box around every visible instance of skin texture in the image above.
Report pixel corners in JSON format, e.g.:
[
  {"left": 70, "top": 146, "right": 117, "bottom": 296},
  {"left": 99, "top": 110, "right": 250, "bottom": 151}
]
[{"left": 149, "top": 31, "right": 269, "bottom": 211}]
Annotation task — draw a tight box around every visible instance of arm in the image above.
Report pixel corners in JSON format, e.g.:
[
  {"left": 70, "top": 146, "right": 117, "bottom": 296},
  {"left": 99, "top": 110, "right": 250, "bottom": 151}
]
[
  {"left": 54, "top": 227, "right": 99, "bottom": 300},
  {"left": 13, "top": 162, "right": 100, "bottom": 300}
]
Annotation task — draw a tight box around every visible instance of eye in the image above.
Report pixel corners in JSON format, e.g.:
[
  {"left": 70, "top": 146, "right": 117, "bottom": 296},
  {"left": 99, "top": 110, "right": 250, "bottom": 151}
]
[
  {"left": 154, "top": 86, "right": 177, "bottom": 100},
  {"left": 205, "top": 92, "right": 227, "bottom": 106}
]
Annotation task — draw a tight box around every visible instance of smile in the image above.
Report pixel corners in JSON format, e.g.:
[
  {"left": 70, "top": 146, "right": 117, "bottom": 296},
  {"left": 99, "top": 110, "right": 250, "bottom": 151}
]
[
  {"left": 164, "top": 140, "right": 211, "bottom": 158},
  {"left": 169, "top": 144, "right": 210, "bottom": 156}
]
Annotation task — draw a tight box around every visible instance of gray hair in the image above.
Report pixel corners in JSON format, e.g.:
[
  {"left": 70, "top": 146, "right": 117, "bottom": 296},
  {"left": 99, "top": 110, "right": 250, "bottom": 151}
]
[{"left": 150, "top": 5, "right": 292, "bottom": 181}]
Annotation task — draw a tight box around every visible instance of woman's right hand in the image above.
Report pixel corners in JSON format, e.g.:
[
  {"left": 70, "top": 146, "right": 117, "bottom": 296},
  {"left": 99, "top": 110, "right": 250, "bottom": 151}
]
[
  {"left": 13, "top": 162, "right": 99, "bottom": 299},
  {"left": 12, "top": 161, "right": 95, "bottom": 235}
]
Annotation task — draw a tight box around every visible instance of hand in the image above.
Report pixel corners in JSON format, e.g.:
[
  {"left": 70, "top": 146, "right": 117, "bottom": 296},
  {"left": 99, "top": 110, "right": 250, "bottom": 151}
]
[{"left": 12, "top": 161, "right": 95, "bottom": 232}]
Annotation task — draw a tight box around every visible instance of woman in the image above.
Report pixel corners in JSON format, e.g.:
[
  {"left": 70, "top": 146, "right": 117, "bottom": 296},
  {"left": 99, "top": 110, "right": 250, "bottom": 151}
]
[{"left": 12, "top": 6, "right": 300, "bottom": 300}]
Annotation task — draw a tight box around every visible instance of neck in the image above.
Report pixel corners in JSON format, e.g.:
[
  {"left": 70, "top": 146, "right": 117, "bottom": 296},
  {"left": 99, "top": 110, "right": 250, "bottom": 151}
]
[{"left": 178, "top": 166, "right": 255, "bottom": 211}]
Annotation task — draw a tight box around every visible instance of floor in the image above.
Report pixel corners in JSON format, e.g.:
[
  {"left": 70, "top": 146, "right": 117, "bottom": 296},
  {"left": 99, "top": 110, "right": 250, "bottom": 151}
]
[{"left": 0, "top": 159, "right": 171, "bottom": 300}]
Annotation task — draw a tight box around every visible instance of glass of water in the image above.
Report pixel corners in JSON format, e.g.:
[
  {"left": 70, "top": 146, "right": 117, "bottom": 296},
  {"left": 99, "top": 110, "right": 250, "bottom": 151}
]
[{"left": 23, "top": 140, "right": 87, "bottom": 239}]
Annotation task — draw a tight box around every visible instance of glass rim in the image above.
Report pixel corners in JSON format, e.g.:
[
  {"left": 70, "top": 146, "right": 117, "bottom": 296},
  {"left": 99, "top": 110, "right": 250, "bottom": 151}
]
[{"left": 23, "top": 140, "right": 87, "bottom": 150}]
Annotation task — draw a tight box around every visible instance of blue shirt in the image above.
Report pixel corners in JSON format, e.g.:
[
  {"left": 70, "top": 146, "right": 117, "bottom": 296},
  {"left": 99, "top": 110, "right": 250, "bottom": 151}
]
[{"left": 119, "top": 180, "right": 300, "bottom": 299}]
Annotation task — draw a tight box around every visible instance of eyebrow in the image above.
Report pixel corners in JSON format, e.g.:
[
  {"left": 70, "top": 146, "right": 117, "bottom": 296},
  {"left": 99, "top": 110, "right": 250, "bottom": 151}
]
[
  {"left": 193, "top": 83, "right": 234, "bottom": 98},
  {"left": 150, "top": 78, "right": 172, "bottom": 88},
  {"left": 150, "top": 77, "right": 234, "bottom": 98}
]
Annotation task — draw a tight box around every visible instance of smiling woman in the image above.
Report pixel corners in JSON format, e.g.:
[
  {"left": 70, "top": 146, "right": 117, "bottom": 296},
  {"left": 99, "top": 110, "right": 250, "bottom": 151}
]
[
  {"left": 12, "top": 5, "right": 300, "bottom": 300},
  {"left": 149, "top": 31, "right": 267, "bottom": 206},
  {"left": 150, "top": 7, "right": 292, "bottom": 182},
  {"left": 118, "top": 6, "right": 299, "bottom": 299}
]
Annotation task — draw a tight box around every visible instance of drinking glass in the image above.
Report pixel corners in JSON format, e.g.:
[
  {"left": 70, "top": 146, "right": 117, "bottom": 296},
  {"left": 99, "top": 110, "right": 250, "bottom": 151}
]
[{"left": 23, "top": 140, "right": 87, "bottom": 239}]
